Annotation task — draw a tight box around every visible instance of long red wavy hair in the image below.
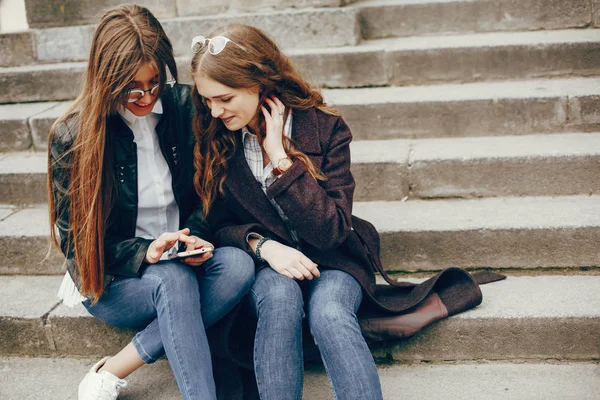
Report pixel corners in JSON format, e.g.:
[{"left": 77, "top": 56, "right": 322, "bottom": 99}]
[{"left": 190, "top": 24, "right": 339, "bottom": 216}]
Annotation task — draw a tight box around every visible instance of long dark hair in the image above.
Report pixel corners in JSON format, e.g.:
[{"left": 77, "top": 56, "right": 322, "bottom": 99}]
[{"left": 47, "top": 4, "right": 177, "bottom": 303}]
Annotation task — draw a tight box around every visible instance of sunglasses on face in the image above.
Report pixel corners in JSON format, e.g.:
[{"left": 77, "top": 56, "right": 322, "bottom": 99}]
[
  {"left": 126, "top": 79, "right": 176, "bottom": 103},
  {"left": 191, "top": 35, "right": 243, "bottom": 55}
]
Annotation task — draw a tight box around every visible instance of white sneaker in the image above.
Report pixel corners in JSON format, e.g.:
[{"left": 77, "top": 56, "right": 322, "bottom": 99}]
[{"left": 78, "top": 357, "right": 128, "bottom": 400}]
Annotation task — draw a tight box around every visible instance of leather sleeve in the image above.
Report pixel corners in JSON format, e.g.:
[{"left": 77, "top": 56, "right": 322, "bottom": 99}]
[
  {"left": 49, "top": 118, "right": 77, "bottom": 260},
  {"left": 49, "top": 117, "right": 151, "bottom": 278},
  {"left": 265, "top": 115, "right": 355, "bottom": 251},
  {"left": 104, "top": 235, "right": 152, "bottom": 277}
]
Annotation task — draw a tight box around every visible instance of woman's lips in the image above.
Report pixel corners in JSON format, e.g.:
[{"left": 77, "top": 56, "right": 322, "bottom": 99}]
[
  {"left": 133, "top": 102, "right": 153, "bottom": 109},
  {"left": 221, "top": 116, "right": 234, "bottom": 124}
]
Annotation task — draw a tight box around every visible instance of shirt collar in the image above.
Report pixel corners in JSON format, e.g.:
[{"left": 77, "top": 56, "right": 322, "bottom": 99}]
[{"left": 118, "top": 98, "right": 164, "bottom": 125}]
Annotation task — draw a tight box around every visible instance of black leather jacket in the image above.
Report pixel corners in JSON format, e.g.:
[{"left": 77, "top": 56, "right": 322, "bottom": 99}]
[{"left": 49, "top": 84, "right": 209, "bottom": 290}]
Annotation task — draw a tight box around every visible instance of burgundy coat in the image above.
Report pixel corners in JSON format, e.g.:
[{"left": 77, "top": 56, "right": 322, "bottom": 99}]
[{"left": 204, "top": 107, "right": 504, "bottom": 369}]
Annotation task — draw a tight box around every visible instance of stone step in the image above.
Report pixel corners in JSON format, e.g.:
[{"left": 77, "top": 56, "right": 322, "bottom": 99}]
[
  {"left": 2, "top": 133, "right": 599, "bottom": 207},
  {"left": 1, "top": 275, "right": 598, "bottom": 363},
  {"left": 1, "top": 357, "right": 598, "bottom": 400},
  {"left": 356, "top": 0, "right": 596, "bottom": 39},
  {"left": 24, "top": 7, "right": 357, "bottom": 67},
  {"left": 3, "top": 29, "right": 600, "bottom": 102},
  {"left": 325, "top": 77, "right": 600, "bottom": 140},
  {"left": 6, "top": 0, "right": 598, "bottom": 67},
  {"left": 351, "top": 132, "right": 600, "bottom": 201},
  {"left": 2, "top": 195, "right": 600, "bottom": 274},
  {"left": 2, "top": 77, "right": 600, "bottom": 152},
  {"left": 23, "top": 0, "right": 345, "bottom": 29},
  {"left": 0, "top": 101, "right": 59, "bottom": 151},
  {"left": 353, "top": 195, "right": 600, "bottom": 271}
]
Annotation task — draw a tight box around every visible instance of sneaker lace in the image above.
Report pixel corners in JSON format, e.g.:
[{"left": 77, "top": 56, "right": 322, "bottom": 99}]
[{"left": 93, "top": 377, "right": 127, "bottom": 399}]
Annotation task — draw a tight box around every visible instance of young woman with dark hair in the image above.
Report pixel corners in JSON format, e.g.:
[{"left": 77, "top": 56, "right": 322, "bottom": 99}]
[{"left": 47, "top": 6, "right": 254, "bottom": 400}]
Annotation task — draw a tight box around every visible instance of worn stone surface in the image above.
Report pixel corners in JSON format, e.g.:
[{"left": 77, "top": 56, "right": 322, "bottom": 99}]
[
  {"left": 350, "top": 138, "right": 410, "bottom": 201},
  {"left": 31, "top": 6, "right": 357, "bottom": 63},
  {"left": 175, "top": 0, "right": 229, "bottom": 17},
  {"left": 0, "top": 63, "right": 85, "bottom": 104},
  {"left": 5, "top": 31, "right": 598, "bottom": 103},
  {"left": 0, "top": 357, "right": 598, "bottom": 399},
  {"left": 353, "top": 195, "right": 600, "bottom": 271},
  {"left": 0, "top": 205, "right": 64, "bottom": 275},
  {"left": 323, "top": 77, "right": 599, "bottom": 139},
  {"left": 379, "top": 226, "right": 600, "bottom": 271},
  {"left": 30, "top": 102, "right": 72, "bottom": 150},
  {"left": 5, "top": 195, "right": 600, "bottom": 273},
  {"left": 33, "top": 25, "right": 95, "bottom": 63},
  {"left": 0, "top": 318, "right": 51, "bottom": 355},
  {"left": 357, "top": 0, "right": 593, "bottom": 39},
  {"left": 163, "top": 7, "right": 358, "bottom": 57},
  {"left": 3, "top": 133, "right": 598, "bottom": 205},
  {"left": 568, "top": 95, "right": 600, "bottom": 133},
  {"left": 0, "top": 152, "right": 48, "bottom": 205},
  {"left": 409, "top": 133, "right": 600, "bottom": 198},
  {"left": 2, "top": 275, "right": 599, "bottom": 361},
  {"left": 289, "top": 46, "right": 388, "bottom": 88},
  {"left": 176, "top": 0, "right": 342, "bottom": 17},
  {"left": 228, "top": 0, "right": 342, "bottom": 12},
  {"left": 48, "top": 303, "right": 137, "bottom": 356},
  {"left": 0, "top": 103, "right": 58, "bottom": 152},
  {"left": 0, "top": 31, "right": 34, "bottom": 67},
  {"left": 0, "top": 276, "right": 62, "bottom": 355},
  {"left": 24, "top": 0, "right": 177, "bottom": 28},
  {"left": 352, "top": 162, "right": 410, "bottom": 201},
  {"left": 386, "top": 317, "right": 600, "bottom": 361},
  {"left": 385, "top": 30, "right": 600, "bottom": 85},
  {"left": 0, "top": 118, "right": 32, "bottom": 152}
]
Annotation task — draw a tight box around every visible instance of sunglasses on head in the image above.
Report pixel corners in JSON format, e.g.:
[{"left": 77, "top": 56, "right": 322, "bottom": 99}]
[{"left": 191, "top": 35, "right": 244, "bottom": 55}]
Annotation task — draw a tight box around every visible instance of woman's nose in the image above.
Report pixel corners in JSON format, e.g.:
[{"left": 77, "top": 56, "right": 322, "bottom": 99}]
[
  {"left": 211, "top": 104, "right": 224, "bottom": 118},
  {"left": 140, "top": 90, "right": 153, "bottom": 103}
]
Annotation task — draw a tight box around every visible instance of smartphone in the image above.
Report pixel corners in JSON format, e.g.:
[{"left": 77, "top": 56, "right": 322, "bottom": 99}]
[{"left": 169, "top": 247, "right": 214, "bottom": 260}]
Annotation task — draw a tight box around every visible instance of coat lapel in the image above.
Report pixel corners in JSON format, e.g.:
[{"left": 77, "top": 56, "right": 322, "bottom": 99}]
[
  {"left": 223, "top": 108, "right": 324, "bottom": 243},
  {"left": 224, "top": 131, "right": 294, "bottom": 243},
  {"left": 291, "top": 108, "right": 321, "bottom": 155}
]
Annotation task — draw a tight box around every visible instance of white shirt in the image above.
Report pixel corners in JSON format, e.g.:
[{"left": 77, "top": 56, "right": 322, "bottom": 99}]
[
  {"left": 58, "top": 99, "right": 181, "bottom": 306},
  {"left": 118, "top": 99, "right": 180, "bottom": 260}
]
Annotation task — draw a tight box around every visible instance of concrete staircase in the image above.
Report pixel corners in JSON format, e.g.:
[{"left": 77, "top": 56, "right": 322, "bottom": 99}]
[{"left": 0, "top": 0, "right": 599, "bottom": 398}]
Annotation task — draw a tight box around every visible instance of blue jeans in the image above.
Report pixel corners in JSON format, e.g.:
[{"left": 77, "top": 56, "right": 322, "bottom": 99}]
[
  {"left": 83, "top": 247, "right": 255, "bottom": 400},
  {"left": 249, "top": 268, "right": 382, "bottom": 400}
]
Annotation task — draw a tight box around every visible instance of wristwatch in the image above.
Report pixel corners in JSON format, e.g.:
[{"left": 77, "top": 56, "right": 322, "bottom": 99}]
[{"left": 272, "top": 157, "right": 293, "bottom": 176}]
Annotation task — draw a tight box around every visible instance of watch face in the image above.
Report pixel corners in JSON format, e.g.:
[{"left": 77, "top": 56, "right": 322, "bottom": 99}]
[{"left": 279, "top": 158, "right": 293, "bottom": 169}]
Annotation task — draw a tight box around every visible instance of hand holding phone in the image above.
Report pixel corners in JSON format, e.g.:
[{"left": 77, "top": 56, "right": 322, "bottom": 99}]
[{"left": 169, "top": 246, "right": 214, "bottom": 260}]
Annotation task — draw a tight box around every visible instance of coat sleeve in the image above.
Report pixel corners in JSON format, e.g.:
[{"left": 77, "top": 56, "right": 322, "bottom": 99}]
[
  {"left": 205, "top": 198, "right": 269, "bottom": 265},
  {"left": 183, "top": 205, "right": 214, "bottom": 243},
  {"left": 50, "top": 118, "right": 151, "bottom": 279},
  {"left": 265, "top": 115, "right": 355, "bottom": 251}
]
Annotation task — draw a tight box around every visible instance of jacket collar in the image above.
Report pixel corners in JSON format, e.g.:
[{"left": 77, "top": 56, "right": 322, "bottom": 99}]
[
  {"left": 223, "top": 107, "right": 322, "bottom": 243},
  {"left": 291, "top": 108, "right": 321, "bottom": 155}
]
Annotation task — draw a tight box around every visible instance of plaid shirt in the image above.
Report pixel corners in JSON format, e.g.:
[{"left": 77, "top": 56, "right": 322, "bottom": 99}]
[{"left": 242, "top": 113, "right": 300, "bottom": 246}]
